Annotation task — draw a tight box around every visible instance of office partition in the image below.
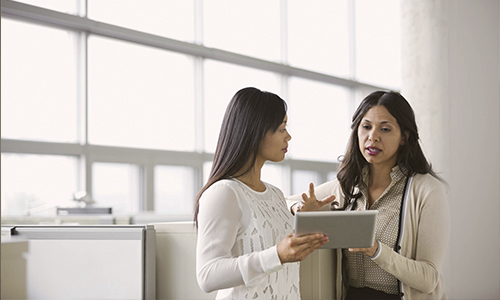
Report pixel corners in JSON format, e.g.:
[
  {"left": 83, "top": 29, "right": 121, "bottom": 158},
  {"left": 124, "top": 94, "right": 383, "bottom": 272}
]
[{"left": 3, "top": 225, "right": 155, "bottom": 300}]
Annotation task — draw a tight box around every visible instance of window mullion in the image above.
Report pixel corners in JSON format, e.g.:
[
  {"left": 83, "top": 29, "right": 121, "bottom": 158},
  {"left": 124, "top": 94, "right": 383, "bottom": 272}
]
[{"left": 348, "top": 0, "right": 356, "bottom": 81}]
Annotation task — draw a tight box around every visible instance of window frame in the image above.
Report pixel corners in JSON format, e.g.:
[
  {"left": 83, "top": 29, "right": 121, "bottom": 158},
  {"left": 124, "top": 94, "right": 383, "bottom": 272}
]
[{"left": 1, "top": 0, "right": 393, "bottom": 217}]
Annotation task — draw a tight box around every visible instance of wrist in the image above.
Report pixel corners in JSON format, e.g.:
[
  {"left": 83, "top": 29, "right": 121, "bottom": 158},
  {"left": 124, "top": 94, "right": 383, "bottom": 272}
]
[{"left": 369, "top": 240, "right": 382, "bottom": 259}]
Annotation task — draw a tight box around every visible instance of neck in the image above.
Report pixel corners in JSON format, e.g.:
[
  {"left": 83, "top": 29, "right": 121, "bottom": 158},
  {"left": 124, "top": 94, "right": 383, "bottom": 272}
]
[
  {"left": 369, "top": 164, "right": 395, "bottom": 188},
  {"left": 235, "top": 159, "right": 265, "bottom": 192}
]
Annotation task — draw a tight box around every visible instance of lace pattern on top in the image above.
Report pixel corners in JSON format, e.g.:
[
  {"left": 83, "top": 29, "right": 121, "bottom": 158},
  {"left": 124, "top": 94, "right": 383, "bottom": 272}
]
[{"left": 228, "top": 180, "right": 300, "bottom": 300}]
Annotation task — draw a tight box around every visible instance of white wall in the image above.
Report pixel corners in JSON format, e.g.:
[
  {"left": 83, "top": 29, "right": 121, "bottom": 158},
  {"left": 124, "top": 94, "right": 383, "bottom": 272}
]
[{"left": 401, "top": 1, "right": 500, "bottom": 299}]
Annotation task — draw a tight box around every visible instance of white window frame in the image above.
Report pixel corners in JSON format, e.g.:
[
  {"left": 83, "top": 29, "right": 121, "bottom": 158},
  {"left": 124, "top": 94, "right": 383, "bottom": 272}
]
[{"left": 1, "top": 0, "right": 393, "bottom": 216}]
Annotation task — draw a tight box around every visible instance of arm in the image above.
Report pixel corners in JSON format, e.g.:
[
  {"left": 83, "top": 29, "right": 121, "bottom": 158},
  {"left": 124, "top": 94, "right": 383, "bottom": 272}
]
[
  {"left": 196, "top": 183, "right": 329, "bottom": 293},
  {"left": 196, "top": 183, "right": 282, "bottom": 293},
  {"left": 352, "top": 184, "right": 451, "bottom": 293}
]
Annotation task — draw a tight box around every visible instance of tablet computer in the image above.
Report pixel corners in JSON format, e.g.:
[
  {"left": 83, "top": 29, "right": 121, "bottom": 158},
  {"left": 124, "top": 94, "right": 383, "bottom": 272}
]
[{"left": 294, "top": 210, "right": 378, "bottom": 249}]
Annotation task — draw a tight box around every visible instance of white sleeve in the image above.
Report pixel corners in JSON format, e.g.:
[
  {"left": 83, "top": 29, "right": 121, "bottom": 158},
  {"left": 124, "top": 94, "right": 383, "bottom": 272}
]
[{"left": 196, "top": 183, "right": 283, "bottom": 293}]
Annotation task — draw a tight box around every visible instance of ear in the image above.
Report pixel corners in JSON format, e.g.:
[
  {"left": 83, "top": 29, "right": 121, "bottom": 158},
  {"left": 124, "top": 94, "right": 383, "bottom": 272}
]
[{"left": 401, "top": 131, "right": 409, "bottom": 146}]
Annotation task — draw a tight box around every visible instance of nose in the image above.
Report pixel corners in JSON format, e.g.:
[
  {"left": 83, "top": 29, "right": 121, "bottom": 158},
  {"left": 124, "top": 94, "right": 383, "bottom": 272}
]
[
  {"left": 368, "top": 130, "right": 379, "bottom": 142},
  {"left": 286, "top": 131, "right": 292, "bottom": 142}
]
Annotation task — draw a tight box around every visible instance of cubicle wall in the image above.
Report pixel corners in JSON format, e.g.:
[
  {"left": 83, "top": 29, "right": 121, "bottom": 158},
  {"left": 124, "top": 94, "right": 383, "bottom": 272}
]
[
  {"left": 153, "top": 222, "right": 335, "bottom": 300},
  {"left": 2, "top": 222, "right": 335, "bottom": 299},
  {"left": 3, "top": 225, "right": 156, "bottom": 300},
  {"left": 154, "top": 222, "right": 216, "bottom": 300}
]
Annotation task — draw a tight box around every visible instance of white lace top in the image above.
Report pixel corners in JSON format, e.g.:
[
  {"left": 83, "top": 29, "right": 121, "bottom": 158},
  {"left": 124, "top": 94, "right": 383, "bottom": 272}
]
[{"left": 196, "top": 179, "right": 300, "bottom": 300}]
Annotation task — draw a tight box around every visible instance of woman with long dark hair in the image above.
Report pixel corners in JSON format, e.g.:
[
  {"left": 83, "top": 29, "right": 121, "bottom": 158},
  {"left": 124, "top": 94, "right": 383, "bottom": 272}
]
[
  {"left": 195, "top": 87, "right": 333, "bottom": 300},
  {"left": 288, "top": 91, "right": 450, "bottom": 300}
]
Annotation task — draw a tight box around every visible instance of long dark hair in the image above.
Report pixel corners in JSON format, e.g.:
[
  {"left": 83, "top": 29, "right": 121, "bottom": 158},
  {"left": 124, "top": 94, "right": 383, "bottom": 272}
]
[
  {"left": 337, "top": 91, "right": 439, "bottom": 203},
  {"left": 194, "top": 87, "right": 287, "bottom": 227}
]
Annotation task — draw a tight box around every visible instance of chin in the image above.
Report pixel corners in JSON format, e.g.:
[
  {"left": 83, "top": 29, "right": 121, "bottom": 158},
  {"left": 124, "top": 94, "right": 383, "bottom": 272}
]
[
  {"left": 362, "top": 155, "right": 374, "bottom": 164},
  {"left": 272, "top": 155, "right": 285, "bottom": 163}
]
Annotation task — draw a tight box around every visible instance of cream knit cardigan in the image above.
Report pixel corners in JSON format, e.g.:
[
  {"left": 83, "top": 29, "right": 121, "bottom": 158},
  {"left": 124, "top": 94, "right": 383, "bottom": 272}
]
[{"left": 288, "top": 172, "right": 450, "bottom": 300}]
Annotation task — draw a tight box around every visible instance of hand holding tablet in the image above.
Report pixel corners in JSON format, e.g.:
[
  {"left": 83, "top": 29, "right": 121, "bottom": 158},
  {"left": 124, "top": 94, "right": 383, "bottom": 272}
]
[{"left": 294, "top": 210, "right": 378, "bottom": 249}]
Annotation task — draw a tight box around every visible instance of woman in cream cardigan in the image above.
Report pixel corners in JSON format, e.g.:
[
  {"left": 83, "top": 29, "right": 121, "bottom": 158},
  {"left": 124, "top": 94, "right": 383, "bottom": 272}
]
[{"left": 289, "top": 91, "right": 450, "bottom": 300}]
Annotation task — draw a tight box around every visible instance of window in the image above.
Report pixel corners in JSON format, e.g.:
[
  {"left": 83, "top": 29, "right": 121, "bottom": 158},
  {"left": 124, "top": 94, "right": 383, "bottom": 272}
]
[
  {"left": 13, "top": 0, "right": 79, "bottom": 15},
  {"left": 291, "top": 170, "right": 322, "bottom": 195},
  {"left": 92, "top": 163, "right": 141, "bottom": 215},
  {"left": 288, "top": 77, "right": 351, "bottom": 162},
  {"left": 154, "top": 165, "right": 195, "bottom": 216},
  {"left": 203, "top": 60, "right": 281, "bottom": 153},
  {"left": 1, "top": 153, "right": 79, "bottom": 215},
  {"left": 203, "top": 0, "right": 281, "bottom": 62},
  {"left": 354, "top": 0, "right": 401, "bottom": 88},
  {"left": 88, "top": 36, "right": 196, "bottom": 151},
  {"left": 88, "top": 0, "right": 195, "bottom": 42},
  {"left": 287, "top": 1, "right": 350, "bottom": 77},
  {"left": 1, "top": 19, "right": 78, "bottom": 143},
  {"left": 1, "top": 0, "right": 401, "bottom": 218}
]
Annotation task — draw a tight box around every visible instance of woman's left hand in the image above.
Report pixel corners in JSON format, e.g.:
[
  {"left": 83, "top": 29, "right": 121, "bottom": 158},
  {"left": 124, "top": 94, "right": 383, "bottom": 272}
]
[{"left": 348, "top": 239, "right": 378, "bottom": 257}]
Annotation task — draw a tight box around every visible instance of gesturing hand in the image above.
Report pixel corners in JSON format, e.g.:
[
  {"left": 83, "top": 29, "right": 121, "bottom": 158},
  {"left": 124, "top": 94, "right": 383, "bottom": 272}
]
[
  {"left": 277, "top": 233, "right": 329, "bottom": 264},
  {"left": 296, "top": 183, "right": 336, "bottom": 213}
]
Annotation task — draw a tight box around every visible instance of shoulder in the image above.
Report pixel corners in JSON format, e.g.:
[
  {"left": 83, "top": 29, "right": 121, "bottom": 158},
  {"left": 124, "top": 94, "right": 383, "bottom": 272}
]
[
  {"left": 411, "top": 173, "right": 445, "bottom": 194},
  {"left": 209, "top": 179, "right": 240, "bottom": 190},
  {"left": 408, "top": 173, "right": 447, "bottom": 206},
  {"left": 201, "top": 179, "right": 242, "bottom": 203}
]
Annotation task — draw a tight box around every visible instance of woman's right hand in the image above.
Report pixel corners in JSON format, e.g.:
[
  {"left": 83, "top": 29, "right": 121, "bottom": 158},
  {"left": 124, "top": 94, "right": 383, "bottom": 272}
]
[{"left": 276, "top": 232, "right": 329, "bottom": 264}]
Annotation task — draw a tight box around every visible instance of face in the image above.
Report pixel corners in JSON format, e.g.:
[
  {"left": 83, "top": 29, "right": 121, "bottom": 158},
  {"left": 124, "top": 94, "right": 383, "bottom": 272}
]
[
  {"left": 358, "top": 105, "right": 403, "bottom": 168},
  {"left": 257, "top": 115, "right": 292, "bottom": 163}
]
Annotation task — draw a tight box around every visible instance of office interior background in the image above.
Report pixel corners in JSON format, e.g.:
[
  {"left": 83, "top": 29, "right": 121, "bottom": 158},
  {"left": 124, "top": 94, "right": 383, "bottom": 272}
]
[{"left": 1, "top": 0, "right": 499, "bottom": 299}]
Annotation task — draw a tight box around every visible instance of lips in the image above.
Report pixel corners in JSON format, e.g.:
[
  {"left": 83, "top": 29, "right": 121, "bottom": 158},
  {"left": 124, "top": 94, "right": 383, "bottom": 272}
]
[
  {"left": 282, "top": 148, "right": 288, "bottom": 153},
  {"left": 366, "top": 146, "right": 381, "bottom": 155}
]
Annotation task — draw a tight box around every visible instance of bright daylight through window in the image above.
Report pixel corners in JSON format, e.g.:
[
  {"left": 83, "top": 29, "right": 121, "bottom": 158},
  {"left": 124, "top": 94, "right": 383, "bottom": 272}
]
[{"left": 1, "top": 0, "right": 401, "bottom": 220}]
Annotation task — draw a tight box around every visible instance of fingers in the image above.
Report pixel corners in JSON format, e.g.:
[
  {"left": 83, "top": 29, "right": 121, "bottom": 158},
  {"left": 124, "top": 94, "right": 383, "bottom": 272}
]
[
  {"left": 301, "top": 193, "right": 308, "bottom": 202},
  {"left": 300, "top": 183, "right": 316, "bottom": 202},
  {"left": 294, "top": 233, "right": 326, "bottom": 244},
  {"left": 290, "top": 235, "right": 328, "bottom": 260},
  {"left": 279, "top": 233, "right": 329, "bottom": 263},
  {"left": 293, "top": 234, "right": 329, "bottom": 253},
  {"left": 348, "top": 247, "right": 370, "bottom": 256},
  {"left": 308, "top": 182, "right": 316, "bottom": 199},
  {"left": 319, "top": 194, "right": 336, "bottom": 205},
  {"left": 348, "top": 239, "right": 378, "bottom": 257}
]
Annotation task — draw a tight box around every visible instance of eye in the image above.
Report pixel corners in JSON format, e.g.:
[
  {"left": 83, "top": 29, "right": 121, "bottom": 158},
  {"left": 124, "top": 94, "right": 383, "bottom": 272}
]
[
  {"left": 361, "top": 124, "right": 371, "bottom": 130},
  {"left": 279, "top": 124, "right": 288, "bottom": 133},
  {"left": 381, "top": 127, "right": 391, "bottom": 133}
]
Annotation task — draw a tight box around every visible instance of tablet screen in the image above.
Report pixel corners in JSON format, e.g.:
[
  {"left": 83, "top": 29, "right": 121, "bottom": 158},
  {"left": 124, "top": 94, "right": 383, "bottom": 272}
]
[{"left": 294, "top": 210, "right": 378, "bottom": 249}]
